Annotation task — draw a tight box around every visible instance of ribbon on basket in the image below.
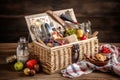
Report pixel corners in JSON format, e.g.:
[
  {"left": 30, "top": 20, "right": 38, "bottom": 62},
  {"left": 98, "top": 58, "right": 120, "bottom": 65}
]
[{"left": 61, "top": 44, "right": 120, "bottom": 78}]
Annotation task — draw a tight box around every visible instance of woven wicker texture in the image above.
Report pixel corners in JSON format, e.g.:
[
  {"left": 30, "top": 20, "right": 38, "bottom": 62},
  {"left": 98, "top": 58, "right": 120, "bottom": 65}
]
[
  {"left": 26, "top": 9, "right": 99, "bottom": 74},
  {"left": 30, "top": 37, "right": 98, "bottom": 74}
]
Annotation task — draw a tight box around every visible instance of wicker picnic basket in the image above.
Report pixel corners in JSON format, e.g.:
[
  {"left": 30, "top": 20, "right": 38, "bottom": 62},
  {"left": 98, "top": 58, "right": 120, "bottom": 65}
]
[{"left": 25, "top": 9, "right": 99, "bottom": 74}]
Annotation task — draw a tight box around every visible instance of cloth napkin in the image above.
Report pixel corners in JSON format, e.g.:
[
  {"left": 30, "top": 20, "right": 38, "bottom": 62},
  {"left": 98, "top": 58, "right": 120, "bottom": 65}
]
[{"left": 61, "top": 44, "right": 120, "bottom": 78}]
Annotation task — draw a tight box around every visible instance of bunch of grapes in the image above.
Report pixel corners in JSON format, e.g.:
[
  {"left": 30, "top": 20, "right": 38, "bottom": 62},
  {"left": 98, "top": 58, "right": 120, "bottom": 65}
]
[{"left": 64, "top": 28, "right": 76, "bottom": 36}]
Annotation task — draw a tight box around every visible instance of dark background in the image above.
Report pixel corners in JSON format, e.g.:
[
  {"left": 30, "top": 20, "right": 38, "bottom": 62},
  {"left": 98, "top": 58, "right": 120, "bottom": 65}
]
[{"left": 0, "top": 0, "right": 120, "bottom": 43}]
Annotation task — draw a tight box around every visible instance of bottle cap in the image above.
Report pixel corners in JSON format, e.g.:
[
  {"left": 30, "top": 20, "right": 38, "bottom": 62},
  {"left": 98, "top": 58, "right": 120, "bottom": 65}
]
[{"left": 19, "top": 37, "right": 26, "bottom": 43}]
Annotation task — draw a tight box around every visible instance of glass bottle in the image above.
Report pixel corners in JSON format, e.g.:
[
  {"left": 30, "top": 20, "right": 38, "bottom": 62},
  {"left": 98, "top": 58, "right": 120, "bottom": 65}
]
[
  {"left": 85, "top": 21, "right": 92, "bottom": 35},
  {"left": 16, "top": 37, "right": 29, "bottom": 63}
]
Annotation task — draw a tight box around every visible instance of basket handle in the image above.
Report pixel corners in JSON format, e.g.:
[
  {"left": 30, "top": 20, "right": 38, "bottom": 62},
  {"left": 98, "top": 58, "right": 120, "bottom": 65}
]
[{"left": 72, "top": 44, "right": 80, "bottom": 63}]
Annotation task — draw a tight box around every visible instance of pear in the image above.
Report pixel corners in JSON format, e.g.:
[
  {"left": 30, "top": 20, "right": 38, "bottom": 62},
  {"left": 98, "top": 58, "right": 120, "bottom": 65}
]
[
  {"left": 23, "top": 68, "right": 30, "bottom": 76},
  {"left": 76, "top": 29, "right": 84, "bottom": 38}
]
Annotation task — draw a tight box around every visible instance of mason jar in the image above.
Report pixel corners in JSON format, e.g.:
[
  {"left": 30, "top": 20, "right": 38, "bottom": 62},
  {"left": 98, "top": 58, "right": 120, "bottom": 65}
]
[{"left": 16, "top": 37, "right": 29, "bottom": 63}]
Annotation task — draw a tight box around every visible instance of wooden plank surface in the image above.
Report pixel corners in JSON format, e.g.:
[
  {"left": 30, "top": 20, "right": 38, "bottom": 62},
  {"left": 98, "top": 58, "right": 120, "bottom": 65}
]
[{"left": 0, "top": 43, "right": 120, "bottom": 80}]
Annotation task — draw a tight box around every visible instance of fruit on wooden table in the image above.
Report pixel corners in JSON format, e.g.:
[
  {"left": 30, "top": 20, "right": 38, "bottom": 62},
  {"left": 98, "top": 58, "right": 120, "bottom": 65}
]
[
  {"left": 23, "top": 68, "right": 36, "bottom": 76},
  {"left": 29, "top": 69, "right": 36, "bottom": 76},
  {"left": 14, "top": 61, "right": 24, "bottom": 71},
  {"left": 26, "top": 59, "right": 37, "bottom": 69},
  {"left": 34, "top": 64, "right": 40, "bottom": 73},
  {"left": 23, "top": 68, "right": 30, "bottom": 75}
]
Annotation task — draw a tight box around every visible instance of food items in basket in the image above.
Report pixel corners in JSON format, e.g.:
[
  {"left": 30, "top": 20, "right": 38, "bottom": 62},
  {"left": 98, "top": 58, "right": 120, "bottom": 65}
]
[
  {"left": 55, "top": 38, "right": 67, "bottom": 45},
  {"left": 64, "top": 28, "right": 76, "bottom": 36},
  {"left": 80, "top": 34, "right": 87, "bottom": 40},
  {"left": 84, "top": 53, "right": 109, "bottom": 66},
  {"left": 88, "top": 31, "right": 99, "bottom": 38},
  {"left": 64, "top": 34, "right": 78, "bottom": 43},
  {"left": 28, "top": 9, "right": 98, "bottom": 48},
  {"left": 51, "top": 30, "right": 63, "bottom": 40},
  {"left": 76, "top": 29, "right": 84, "bottom": 38},
  {"left": 95, "top": 53, "right": 107, "bottom": 62},
  {"left": 100, "top": 46, "right": 111, "bottom": 54}
]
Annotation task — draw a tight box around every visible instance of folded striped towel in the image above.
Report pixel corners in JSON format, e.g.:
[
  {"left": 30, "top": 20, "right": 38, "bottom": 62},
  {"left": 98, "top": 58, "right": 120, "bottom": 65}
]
[{"left": 61, "top": 44, "right": 120, "bottom": 78}]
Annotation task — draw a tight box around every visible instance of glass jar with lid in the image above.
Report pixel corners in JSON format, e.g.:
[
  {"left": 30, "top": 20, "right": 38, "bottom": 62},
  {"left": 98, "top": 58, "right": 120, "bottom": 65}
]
[{"left": 16, "top": 37, "right": 29, "bottom": 63}]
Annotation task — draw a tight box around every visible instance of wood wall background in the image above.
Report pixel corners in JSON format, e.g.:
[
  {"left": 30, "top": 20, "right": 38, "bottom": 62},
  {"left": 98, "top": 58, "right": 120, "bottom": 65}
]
[{"left": 0, "top": 0, "right": 120, "bottom": 43}]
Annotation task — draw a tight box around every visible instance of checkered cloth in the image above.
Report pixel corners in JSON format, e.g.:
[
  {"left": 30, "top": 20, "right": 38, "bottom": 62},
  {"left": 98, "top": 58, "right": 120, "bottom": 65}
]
[{"left": 61, "top": 44, "right": 120, "bottom": 78}]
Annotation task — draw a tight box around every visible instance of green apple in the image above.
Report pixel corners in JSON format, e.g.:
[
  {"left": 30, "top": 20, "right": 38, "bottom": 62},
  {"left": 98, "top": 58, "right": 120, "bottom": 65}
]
[{"left": 14, "top": 61, "right": 24, "bottom": 71}]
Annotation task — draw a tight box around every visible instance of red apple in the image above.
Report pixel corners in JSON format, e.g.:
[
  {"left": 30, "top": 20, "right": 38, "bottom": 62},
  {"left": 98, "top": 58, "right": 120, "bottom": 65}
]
[
  {"left": 26, "top": 59, "right": 37, "bottom": 69},
  {"left": 80, "top": 34, "right": 87, "bottom": 40}
]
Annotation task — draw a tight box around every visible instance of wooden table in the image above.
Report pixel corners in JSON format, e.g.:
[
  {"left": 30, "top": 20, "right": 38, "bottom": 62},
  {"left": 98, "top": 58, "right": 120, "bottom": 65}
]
[{"left": 0, "top": 43, "right": 120, "bottom": 80}]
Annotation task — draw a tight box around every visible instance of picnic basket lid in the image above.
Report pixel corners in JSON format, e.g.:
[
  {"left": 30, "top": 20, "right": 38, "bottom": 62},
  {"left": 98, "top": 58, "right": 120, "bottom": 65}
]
[{"left": 25, "top": 8, "right": 77, "bottom": 44}]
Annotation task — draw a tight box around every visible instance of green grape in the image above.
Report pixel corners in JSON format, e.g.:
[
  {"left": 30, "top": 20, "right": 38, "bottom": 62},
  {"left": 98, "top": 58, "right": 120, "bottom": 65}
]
[{"left": 64, "top": 28, "right": 76, "bottom": 36}]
